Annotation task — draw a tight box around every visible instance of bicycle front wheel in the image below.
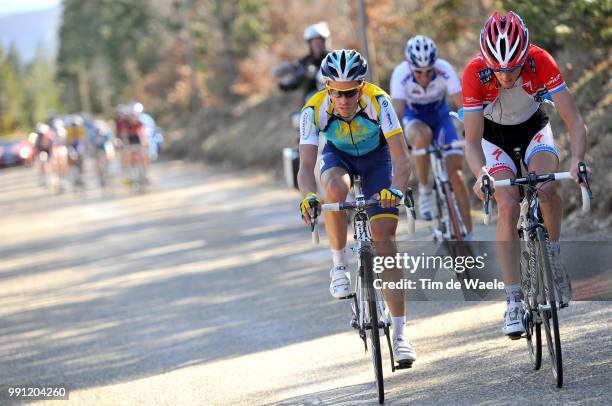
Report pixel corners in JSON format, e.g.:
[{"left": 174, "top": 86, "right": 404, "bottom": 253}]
[
  {"left": 442, "top": 183, "right": 464, "bottom": 241},
  {"left": 536, "top": 227, "right": 563, "bottom": 387},
  {"left": 521, "top": 241, "right": 542, "bottom": 370},
  {"left": 363, "top": 248, "right": 384, "bottom": 404}
]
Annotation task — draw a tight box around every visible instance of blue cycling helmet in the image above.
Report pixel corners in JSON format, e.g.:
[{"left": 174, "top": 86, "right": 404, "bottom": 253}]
[
  {"left": 320, "top": 49, "right": 368, "bottom": 82},
  {"left": 405, "top": 35, "right": 437, "bottom": 69}
]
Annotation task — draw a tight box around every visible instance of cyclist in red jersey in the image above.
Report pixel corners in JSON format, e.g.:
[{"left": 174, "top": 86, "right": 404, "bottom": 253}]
[{"left": 462, "top": 11, "right": 591, "bottom": 337}]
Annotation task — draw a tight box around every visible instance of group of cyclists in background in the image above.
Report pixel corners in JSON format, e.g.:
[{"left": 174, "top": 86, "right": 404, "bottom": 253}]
[
  {"left": 29, "top": 102, "right": 163, "bottom": 194},
  {"left": 283, "top": 10, "right": 592, "bottom": 365}
]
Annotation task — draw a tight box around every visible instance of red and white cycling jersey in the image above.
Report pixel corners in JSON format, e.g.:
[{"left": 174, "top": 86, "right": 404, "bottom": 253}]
[{"left": 462, "top": 44, "right": 566, "bottom": 125}]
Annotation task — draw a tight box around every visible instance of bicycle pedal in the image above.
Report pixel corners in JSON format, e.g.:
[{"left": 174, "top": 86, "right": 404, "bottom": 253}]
[{"left": 395, "top": 361, "right": 413, "bottom": 369}]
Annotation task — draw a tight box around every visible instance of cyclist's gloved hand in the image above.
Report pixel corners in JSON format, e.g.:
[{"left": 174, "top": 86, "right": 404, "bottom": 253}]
[
  {"left": 570, "top": 158, "right": 592, "bottom": 184},
  {"left": 474, "top": 168, "right": 494, "bottom": 201},
  {"left": 379, "top": 187, "right": 403, "bottom": 208},
  {"left": 300, "top": 192, "right": 321, "bottom": 224}
]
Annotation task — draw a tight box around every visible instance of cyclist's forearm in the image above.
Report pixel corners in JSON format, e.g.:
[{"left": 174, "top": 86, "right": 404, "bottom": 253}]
[
  {"left": 568, "top": 119, "right": 587, "bottom": 162},
  {"left": 463, "top": 111, "right": 486, "bottom": 177},
  {"left": 297, "top": 144, "right": 318, "bottom": 196},
  {"left": 465, "top": 142, "right": 486, "bottom": 177},
  {"left": 297, "top": 169, "right": 317, "bottom": 196},
  {"left": 390, "top": 156, "right": 411, "bottom": 191}
]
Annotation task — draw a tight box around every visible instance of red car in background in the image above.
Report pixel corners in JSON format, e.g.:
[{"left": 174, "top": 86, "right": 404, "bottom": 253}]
[{"left": 0, "top": 138, "right": 34, "bottom": 168}]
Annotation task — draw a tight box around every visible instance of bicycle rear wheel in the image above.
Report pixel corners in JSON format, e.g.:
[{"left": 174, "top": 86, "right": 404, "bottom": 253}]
[
  {"left": 363, "top": 248, "right": 384, "bottom": 404},
  {"left": 536, "top": 227, "right": 563, "bottom": 387}
]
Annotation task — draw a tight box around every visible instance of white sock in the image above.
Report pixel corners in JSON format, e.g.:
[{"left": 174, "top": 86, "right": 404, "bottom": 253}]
[
  {"left": 550, "top": 241, "right": 561, "bottom": 256},
  {"left": 505, "top": 283, "right": 522, "bottom": 304},
  {"left": 418, "top": 183, "right": 431, "bottom": 194},
  {"left": 331, "top": 248, "right": 347, "bottom": 268},
  {"left": 392, "top": 316, "right": 405, "bottom": 338}
]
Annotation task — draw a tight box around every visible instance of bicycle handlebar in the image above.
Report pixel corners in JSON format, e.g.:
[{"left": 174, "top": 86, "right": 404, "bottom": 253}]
[
  {"left": 411, "top": 140, "right": 466, "bottom": 157},
  {"left": 311, "top": 188, "right": 417, "bottom": 244},
  {"left": 481, "top": 162, "right": 593, "bottom": 224}
]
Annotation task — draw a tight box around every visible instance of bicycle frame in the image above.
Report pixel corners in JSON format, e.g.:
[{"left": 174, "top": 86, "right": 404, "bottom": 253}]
[
  {"left": 348, "top": 177, "right": 391, "bottom": 340},
  {"left": 413, "top": 141, "right": 468, "bottom": 241}
]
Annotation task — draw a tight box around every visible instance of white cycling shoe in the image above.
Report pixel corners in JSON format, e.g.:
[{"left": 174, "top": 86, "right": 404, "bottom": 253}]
[
  {"left": 418, "top": 188, "right": 436, "bottom": 220},
  {"left": 393, "top": 334, "right": 417, "bottom": 363},
  {"left": 329, "top": 266, "right": 351, "bottom": 299},
  {"left": 503, "top": 301, "right": 525, "bottom": 338}
]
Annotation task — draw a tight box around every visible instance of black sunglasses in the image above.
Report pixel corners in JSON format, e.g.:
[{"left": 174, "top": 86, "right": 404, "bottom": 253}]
[
  {"left": 328, "top": 88, "right": 360, "bottom": 98},
  {"left": 491, "top": 64, "right": 523, "bottom": 73}
]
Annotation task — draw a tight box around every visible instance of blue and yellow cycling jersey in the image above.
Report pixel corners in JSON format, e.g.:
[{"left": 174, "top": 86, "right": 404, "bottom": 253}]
[{"left": 299, "top": 83, "right": 403, "bottom": 156}]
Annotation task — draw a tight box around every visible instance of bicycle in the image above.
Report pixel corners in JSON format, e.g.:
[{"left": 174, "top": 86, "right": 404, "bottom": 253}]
[
  {"left": 481, "top": 161, "right": 592, "bottom": 388},
  {"left": 311, "top": 175, "right": 416, "bottom": 404},
  {"left": 124, "top": 144, "right": 149, "bottom": 193},
  {"left": 411, "top": 139, "right": 469, "bottom": 242}
]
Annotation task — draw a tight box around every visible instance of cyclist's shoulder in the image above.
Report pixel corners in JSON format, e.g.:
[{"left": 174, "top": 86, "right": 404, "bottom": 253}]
[
  {"left": 434, "top": 58, "right": 458, "bottom": 75},
  {"left": 303, "top": 89, "right": 328, "bottom": 110},
  {"left": 391, "top": 60, "right": 410, "bottom": 75},
  {"left": 524, "top": 44, "right": 559, "bottom": 70},
  {"left": 362, "top": 82, "right": 391, "bottom": 100},
  {"left": 464, "top": 53, "right": 488, "bottom": 73}
]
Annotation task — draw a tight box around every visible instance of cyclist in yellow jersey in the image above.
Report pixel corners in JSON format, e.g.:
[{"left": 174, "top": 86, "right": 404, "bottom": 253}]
[
  {"left": 64, "top": 116, "right": 87, "bottom": 188},
  {"left": 298, "top": 50, "right": 416, "bottom": 363},
  {"left": 66, "top": 120, "right": 86, "bottom": 145}
]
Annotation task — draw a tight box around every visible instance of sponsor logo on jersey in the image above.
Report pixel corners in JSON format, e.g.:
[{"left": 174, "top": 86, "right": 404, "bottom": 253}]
[
  {"left": 300, "top": 109, "right": 312, "bottom": 139},
  {"left": 527, "top": 58, "right": 536, "bottom": 74},
  {"left": 545, "top": 74, "right": 562, "bottom": 87},
  {"left": 477, "top": 68, "right": 492, "bottom": 85},
  {"left": 533, "top": 88, "right": 548, "bottom": 103},
  {"left": 534, "top": 133, "right": 544, "bottom": 143},
  {"left": 492, "top": 148, "right": 503, "bottom": 161}
]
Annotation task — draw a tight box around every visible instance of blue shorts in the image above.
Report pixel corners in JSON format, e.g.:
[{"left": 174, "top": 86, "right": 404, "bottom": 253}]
[
  {"left": 403, "top": 111, "right": 462, "bottom": 155},
  {"left": 320, "top": 142, "right": 399, "bottom": 221}
]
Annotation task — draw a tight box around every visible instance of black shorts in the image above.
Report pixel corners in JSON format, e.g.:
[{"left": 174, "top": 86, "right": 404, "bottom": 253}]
[
  {"left": 483, "top": 106, "right": 549, "bottom": 166},
  {"left": 128, "top": 135, "right": 141, "bottom": 145}
]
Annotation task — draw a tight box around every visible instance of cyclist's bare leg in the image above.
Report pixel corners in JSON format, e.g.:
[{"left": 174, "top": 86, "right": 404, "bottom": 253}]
[
  {"left": 445, "top": 153, "right": 473, "bottom": 233},
  {"left": 527, "top": 151, "right": 561, "bottom": 240},
  {"left": 406, "top": 121, "right": 433, "bottom": 186},
  {"left": 320, "top": 167, "right": 350, "bottom": 250},
  {"left": 142, "top": 142, "right": 150, "bottom": 168},
  {"left": 492, "top": 169, "right": 521, "bottom": 285},
  {"left": 371, "top": 218, "right": 404, "bottom": 317}
]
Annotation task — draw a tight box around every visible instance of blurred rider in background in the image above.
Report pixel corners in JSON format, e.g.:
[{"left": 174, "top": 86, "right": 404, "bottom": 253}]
[
  {"left": 278, "top": 22, "right": 331, "bottom": 101},
  {"left": 276, "top": 22, "right": 331, "bottom": 190}
]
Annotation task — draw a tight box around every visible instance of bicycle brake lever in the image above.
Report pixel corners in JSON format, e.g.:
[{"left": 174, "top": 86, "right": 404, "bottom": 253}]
[
  {"left": 577, "top": 161, "right": 592, "bottom": 198},
  {"left": 481, "top": 175, "right": 491, "bottom": 224},
  {"left": 404, "top": 188, "right": 416, "bottom": 234}
]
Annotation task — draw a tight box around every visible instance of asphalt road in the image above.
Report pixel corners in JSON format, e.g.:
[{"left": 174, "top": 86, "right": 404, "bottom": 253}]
[{"left": 0, "top": 161, "right": 610, "bottom": 405}]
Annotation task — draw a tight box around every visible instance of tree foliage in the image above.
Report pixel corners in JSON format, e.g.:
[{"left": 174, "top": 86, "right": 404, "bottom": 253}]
[{"left": 501, "top": 0, "right": 612, "bottom": 52}]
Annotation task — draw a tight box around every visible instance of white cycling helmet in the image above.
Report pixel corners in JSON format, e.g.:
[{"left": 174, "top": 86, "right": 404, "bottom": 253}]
[
  {"left": 320, "top": 49, "right": 368, "bottom": 82},
  {"left": 131, "top": 102, "right": 144, "bottom": 114},
  {"left": 405, "top": 35, "right": 437, "bottom": 70},
  {"left": 304, "top": 22, "right": 330, "bottom": 41}
]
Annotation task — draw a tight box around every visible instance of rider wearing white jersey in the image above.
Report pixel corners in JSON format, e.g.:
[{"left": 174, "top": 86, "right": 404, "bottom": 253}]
[{"left": 390, "top": 35, "right": 472, "bottom": 233}]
